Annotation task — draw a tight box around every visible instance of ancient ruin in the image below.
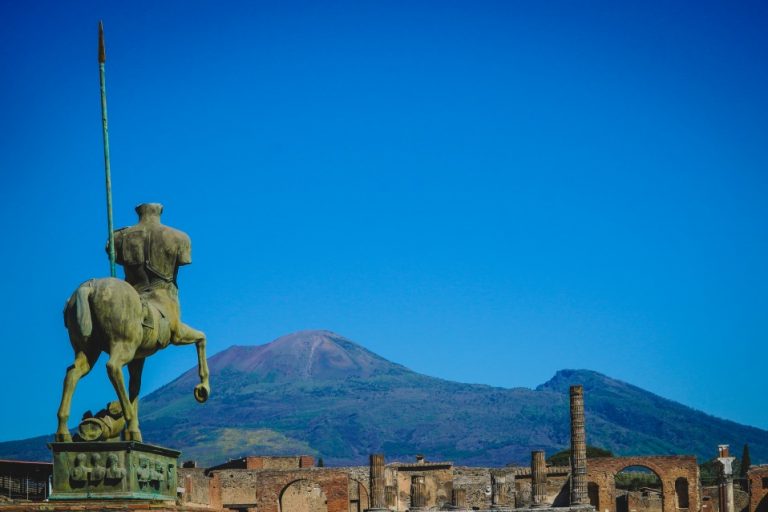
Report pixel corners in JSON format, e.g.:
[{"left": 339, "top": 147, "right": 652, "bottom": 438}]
[
  {"left": 2, "top": 366, "right": 760, "bottom": 512},
  {"left": 570, "top": 385, "right": 588, "bottom": 506}
]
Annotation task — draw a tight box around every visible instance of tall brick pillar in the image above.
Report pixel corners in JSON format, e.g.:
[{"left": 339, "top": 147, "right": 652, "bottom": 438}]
[
  {"left": 411, "top": 475, "right": 426, "bottom": 510},
  {"left": 717, "top": 445, "right": 736, "bottom": 512},
  {"left": 452, "top": 488, "right": 467, "bottom": 510},
  {"left": 368, "top": 453, "right": 387, "bottom": 511},
  {"left": 531, "top": 450, "right": 548, "bottom": 508},
  {"left": 570, "top": 384, "right": 588, "bottom": 505}
]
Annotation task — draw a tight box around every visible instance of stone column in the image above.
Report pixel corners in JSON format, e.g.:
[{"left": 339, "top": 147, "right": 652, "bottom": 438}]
[
  {"left": 570, "top": 384, "right": 588, "bottom": 505},
  {"left": 491, "top": 474, "right": 502, "bottom": 508},
  {"left": 369, "top": 453, "right": 387, "bottom": 511},
  {"left": 452, "top": 488, "right": 467, "bottom": 510},
  {"left": 531, "top": 450, "right": 548, "bottom": 508},
  {"left": 385, "top": 485, "right": 397, "bottom": 510},
  {"left": 411, "top": 475, "right": 426, "bottom": 510},
  {"left": 717, "top": 445, "right": 736, "bottom": 512},
  {"left": 491, "top": 474, "right": 512, "bottom": 510}
]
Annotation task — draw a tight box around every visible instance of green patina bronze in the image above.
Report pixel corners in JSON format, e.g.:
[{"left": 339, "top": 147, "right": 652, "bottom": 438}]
[
  {"left": 49, "top": 441, "right": 180, "bottom": 501},
  {"left": 48, "top": 24, "right": 209, "bottom": 502},
  {"left": 55, "top": 203, "right": 210, "bottom": 444}
]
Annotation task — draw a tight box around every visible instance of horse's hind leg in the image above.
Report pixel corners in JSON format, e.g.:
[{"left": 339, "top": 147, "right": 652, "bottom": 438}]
[
  {"left": 56, "top": 350, "right": 99, "bottom": 442},
  {"left": 105, "top": 348, "right": 142, "bottom": 442}
]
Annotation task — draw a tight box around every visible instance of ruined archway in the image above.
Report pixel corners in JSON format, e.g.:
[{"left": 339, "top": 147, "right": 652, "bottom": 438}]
[
  {"left": 587, "top": 456, "right": 699, "bottom": 512},
  {"left": 280, "top": 479, "right": 329, "bottom": 512},
  {"left": 614, "top": 466, "right": 663, "bottom": 512}
]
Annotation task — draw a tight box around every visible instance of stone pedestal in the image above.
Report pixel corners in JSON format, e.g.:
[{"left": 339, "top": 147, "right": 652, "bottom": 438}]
[{"left": 49, "top": 441, "right": 180, "bottom": 501}]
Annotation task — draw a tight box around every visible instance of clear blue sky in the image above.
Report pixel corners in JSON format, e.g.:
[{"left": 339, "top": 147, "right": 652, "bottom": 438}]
[{"left": 1, "top": 1, "right": 767, "bottom": 443}]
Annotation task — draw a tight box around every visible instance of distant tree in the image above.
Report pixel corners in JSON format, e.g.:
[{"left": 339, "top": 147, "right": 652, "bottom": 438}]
[
  {"left": 317, "top": 457, "right": 325, "bottom": 467},
  {"left": 700, "top": 456, "right": 744, "bottom": 485},
  {"left": 615, "top": 468, "right": 662, "bottom": 491},
  {"left": 547, "top": 446, "right": 613, "bottom": 466},
  {"left": 741, "top": 444, "right": 751, "bottom": 478}
]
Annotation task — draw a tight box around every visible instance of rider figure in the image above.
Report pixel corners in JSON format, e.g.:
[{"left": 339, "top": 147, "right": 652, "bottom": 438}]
[{"left": 111, "top": 203, "right": 193, "bottom": 346}]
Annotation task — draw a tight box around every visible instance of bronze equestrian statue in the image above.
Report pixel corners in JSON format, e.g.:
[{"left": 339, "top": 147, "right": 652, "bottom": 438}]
[{"left": 55, "top": 203, "right": 210, "bottom": 442}]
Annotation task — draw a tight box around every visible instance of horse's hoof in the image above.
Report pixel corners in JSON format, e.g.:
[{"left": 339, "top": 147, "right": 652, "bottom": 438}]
[
  {"left": 125, "top": 430, "right": 143, "bottom": 442},
  {"left": 194, "top": 383, "right": 210, "bottom": 403},
  {"left": 55, "top": 432, "right": 72, "bottom": 442}
]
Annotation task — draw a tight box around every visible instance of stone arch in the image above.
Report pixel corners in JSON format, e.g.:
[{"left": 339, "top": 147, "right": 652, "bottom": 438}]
[
  {"left": 586, "top": 456, "right": 699, "bottom": 512},
  {"left": 613, "top": 465, "right": 663, "bottom": 512},
  {"left": 279, "top": 479, "right": 329, "bottom": 512},
  {"left": 675, "top": 477, "right": 689, "bottom": 509}
]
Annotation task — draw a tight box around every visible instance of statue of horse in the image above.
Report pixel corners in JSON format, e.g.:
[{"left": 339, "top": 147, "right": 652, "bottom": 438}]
[{"left": 55, "top": 277, "right": 210, "bottom": 442}]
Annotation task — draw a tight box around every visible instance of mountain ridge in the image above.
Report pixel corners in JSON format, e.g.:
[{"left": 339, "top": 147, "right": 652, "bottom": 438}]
[{"left": 1, "top": 330, "right": 766, "bottom": 466}]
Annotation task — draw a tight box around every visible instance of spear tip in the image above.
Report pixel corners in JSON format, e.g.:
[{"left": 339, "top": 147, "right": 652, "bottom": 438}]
[{"left": 98, "top": 20, "right": 106, "bottom": 64}]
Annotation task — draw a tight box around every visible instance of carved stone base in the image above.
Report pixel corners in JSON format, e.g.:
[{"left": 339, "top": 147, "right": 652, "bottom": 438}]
[
  {"left": 0, "top": 501, "right": 221, "bottom": 512},
  {"left": 49, "top": 441, "right": 180, "bottom": 501}
]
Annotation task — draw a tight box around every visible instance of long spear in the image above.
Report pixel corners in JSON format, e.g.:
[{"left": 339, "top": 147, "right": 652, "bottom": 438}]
[{"left": 98, "top": 21, "right": 116, "bottom": 277}]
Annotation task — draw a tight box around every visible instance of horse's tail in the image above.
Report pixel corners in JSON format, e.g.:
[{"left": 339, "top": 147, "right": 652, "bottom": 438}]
[{"left": 74, "top": 280, "right": 94, "bottom": 338}]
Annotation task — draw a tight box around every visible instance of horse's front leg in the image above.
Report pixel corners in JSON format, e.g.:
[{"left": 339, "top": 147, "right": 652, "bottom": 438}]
[{"left": 173, "top": 323, "right": 210, "bottom": 402}]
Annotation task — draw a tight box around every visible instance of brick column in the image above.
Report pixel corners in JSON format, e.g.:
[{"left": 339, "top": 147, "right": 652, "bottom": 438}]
[
  {"left": 570, "top": 384, "right": 588, "bottom": 505},
  {"left": 717, "top": 445, "right": 736, "bottom": 512},
  {"left": 452, "top": 488, "right": 467, "bottom": 509},
  {"left": 368, "top": 453, "right": 387, "bottom": 511},
  {"left": 531, "top": 450, "right": 548, "bottom": 508},
  {"left": 411, "top": 475, "right": 426, "bottom": 510}
]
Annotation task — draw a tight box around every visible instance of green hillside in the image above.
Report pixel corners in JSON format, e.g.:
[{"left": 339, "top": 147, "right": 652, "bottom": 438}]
[{"left": 2, "top": 330, "right": 766, "bottom": 467}]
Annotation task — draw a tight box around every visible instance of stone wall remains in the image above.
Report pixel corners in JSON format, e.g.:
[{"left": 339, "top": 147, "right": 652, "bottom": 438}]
[
  {"left": 749, "top": 466, "right": 768, "bottom": 512},
  {"left": 587, "top": 456, "right": 700, "bottom": 512}
]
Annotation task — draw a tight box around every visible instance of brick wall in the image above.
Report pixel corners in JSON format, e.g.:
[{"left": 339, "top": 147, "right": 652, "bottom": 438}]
[
  {"left": 510, "top": 466, "right": 571, "bottom": 507},
  {"left": 208, "top": 455, "right": 315, "bottom": 471},
  {"left": 180, "top": 467, "right": 212, "bottom": 506},
  {"left": 587, "top": 456, "right": 700, "bottom": 512},
  {"left": 453, "top": 466, "right": 492, "bottom": 509},
  {"left": 748, "top": 466, "right": 768, "bottom": 512}
]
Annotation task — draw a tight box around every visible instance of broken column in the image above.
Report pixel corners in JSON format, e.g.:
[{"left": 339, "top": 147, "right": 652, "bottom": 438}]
[
  {"left": 491, "top": 473, "right": 513, "bottom": 510},
  {"left": 452, "top": 488, "right": 467, "bottom": 510},
  {"left": 570, "top": 384, "right": 588, "bottom": 505},
  {"left": 368, "top": 453, "right": 387, "bottom": 511},
  {"left": 717, "top": 445, "right": 736, "bottom": 512},
  {"left": 411, "top": 475, "right": 426, "bottom": 510},
  {"left": 385, "top": 485, "right": 397, "bottom": 510},
  {"left": 531, "top": 450, "right": 548, "bottom": 508}
]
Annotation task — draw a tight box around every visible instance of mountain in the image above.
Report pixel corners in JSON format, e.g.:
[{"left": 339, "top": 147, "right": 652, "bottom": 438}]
[{"left": 3, "top": 330, "right": 767, "bottom": 466}]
